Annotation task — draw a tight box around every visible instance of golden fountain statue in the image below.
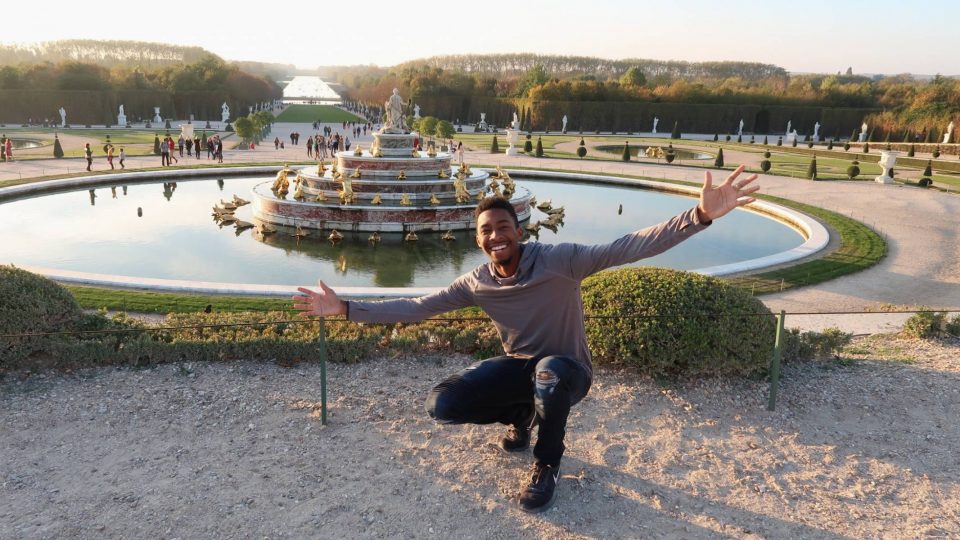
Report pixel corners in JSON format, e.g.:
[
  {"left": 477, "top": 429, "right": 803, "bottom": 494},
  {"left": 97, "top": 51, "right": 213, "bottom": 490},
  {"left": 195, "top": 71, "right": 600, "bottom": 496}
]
[
  {"left": 400, "top": 193, "right": 412, "bottom": 206},
  {"left": 371, "top": 194, "right": 383, "bottom": 205},
  {"left": 437, "top": 169, "right": 449, "bottom": 179},
  {"left": 350, "top": 167, "right": 362, "bottom": 179},
  {"left": 397, "top": 170, "right": 407, "bottom": 180},
  {"left": 429, "top": 194, "right": 441, "bottom": 205}
]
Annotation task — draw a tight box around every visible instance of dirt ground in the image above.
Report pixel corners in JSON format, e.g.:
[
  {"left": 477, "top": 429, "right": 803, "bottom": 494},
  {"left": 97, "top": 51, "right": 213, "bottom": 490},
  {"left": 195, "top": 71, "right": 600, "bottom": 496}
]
[{"left": 2, "top": 334, "right": 958, "bottom": 539}]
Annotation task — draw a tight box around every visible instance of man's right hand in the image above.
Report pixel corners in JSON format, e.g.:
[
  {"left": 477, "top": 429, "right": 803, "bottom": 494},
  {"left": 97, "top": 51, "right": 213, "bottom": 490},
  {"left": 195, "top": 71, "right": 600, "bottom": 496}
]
[{"left": 293, "top": 280, "right": 347, "bottom": 318}]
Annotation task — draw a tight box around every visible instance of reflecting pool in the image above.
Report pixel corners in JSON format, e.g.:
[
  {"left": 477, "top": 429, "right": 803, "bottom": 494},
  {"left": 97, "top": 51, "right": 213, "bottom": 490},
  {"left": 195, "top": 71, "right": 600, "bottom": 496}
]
[{"left": 0, "top": 175, "right": 804, "bottom": 288}]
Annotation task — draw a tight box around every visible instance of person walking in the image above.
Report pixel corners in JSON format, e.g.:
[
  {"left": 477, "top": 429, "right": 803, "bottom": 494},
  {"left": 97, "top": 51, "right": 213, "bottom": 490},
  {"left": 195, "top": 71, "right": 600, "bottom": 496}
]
[
  {"left": 294, "top": 165, "right": 761, "bottom": 513},
  {"left": 4, "top": 137, "right": 12, "bottom": 162},
  {"left": 84, "top": 143, "right": 93, "bottom": 171},
  {"left": 168, "top": 137, "right": 178, "bottom": 164},
  {"left": 106, "top": 145, "right": 115, "bottom": 170},
  {"left": 118, "top": 147, "right": 125, "bottom": 169},
  {"left": 216, "top": 137, "right": 223, "bottom": 164},
  {"left": 194, "top": 136, "right": 202, "bottom": 159},
  {"left": 186, "top": 137, "right": 193, "bottom": 157},
  {"left": 177, "top": 135, "right": 185, "bottom": 157}
]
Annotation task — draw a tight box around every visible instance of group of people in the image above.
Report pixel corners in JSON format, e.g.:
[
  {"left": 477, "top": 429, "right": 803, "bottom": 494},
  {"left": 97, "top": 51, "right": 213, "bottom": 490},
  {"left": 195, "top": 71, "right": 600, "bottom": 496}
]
[
  {"left": 82, "top": 142, "right": 125, "bottom": 172},
  {"left": 304, "top": 133, "right": 350, "bottom": 159},
  {"left": 159, "top": 134, "right": 223, "bottom": 166}
]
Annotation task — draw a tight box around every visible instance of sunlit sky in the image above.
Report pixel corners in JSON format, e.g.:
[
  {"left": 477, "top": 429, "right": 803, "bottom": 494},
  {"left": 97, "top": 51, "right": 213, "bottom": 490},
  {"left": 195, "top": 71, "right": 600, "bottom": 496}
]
[{"left": 4, "top": 0, "right": 958, "bottom": 75}]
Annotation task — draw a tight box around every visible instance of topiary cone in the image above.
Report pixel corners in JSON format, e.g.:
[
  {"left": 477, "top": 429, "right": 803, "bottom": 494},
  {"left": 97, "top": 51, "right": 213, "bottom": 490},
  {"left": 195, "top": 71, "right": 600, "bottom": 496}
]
[{"left": 53, "top": 135, "right": 64, "bottom": 158}]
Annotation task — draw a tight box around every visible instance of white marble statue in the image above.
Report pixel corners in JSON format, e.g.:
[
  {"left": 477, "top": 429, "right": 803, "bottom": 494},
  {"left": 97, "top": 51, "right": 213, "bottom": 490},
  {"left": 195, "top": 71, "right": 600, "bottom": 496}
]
[
  {"left": 58, "top": 107, "right": 66, "bottom": 127},
  {"left": 413, "top": 104, "right": 421, "bottom": 119},
  {"left": 384, "top": 88, "right": 406, "bottom": 132},
  {"left": 943, "top": 121, "right": 955, "bottom": 144},
  {"left": 117, "top": 104, "right": 127, "bottom": 126},
  {"left": 153, "top": 107, "right": 162, "bottom": 123},
  {"left": 786, "top": 120, "right": 792, "bottom": 135},
  {"left": 221, "top": 102, "right": 230, "bottom": 123},
  {"left": 512, "top": 112, "right": 519, "bottom": 129},
  {"left": 859, "top": 121, "right": 868, "bottom": 142},
  {"left": 738, "top": 119, "right": 744, "bottom": 136},
  {"left": 652, "top": 116, "right": 659, "bottom": 134},
  {"left": 118, "top": 104, "right": 124, "bottom": 116},
  {"left": 813, "top": 121, "right": 821, "bottom": 141},
  {"left": 480, "top": 112, "right": 486, "bottom": 124},
  {"left": 562, "top": 115, "right": 568, "bottom": 132}
]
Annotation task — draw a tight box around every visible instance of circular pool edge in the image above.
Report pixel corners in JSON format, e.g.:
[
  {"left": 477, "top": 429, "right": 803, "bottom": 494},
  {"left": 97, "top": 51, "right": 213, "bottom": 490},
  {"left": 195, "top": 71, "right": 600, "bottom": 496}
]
[{"left": 0, "top": 166, "right": 829, "bottom": 298}]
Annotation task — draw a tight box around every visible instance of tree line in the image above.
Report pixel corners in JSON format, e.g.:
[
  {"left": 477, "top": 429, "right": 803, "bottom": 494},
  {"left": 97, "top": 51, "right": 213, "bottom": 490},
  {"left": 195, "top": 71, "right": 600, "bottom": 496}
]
[{"left": 0, "top": 40, "right": 213, "bottom": 69}]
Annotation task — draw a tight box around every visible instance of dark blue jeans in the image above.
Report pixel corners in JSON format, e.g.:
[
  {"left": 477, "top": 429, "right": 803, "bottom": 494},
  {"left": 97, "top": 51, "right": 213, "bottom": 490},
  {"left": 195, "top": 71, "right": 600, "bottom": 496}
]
[{"left": 425, "top": 355, "right": 592, "bottom": 467}]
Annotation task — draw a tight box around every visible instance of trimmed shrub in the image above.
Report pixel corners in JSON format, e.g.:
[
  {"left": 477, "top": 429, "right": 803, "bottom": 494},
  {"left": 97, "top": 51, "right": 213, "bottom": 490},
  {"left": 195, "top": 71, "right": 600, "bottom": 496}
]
[
  {"left": 807, "top": 140, "right": 814, "bottom": 148},
  {"left": 725, "top": 134, "right": 731, "bottom": 141},
  {"left": 791, "top": 138, "right": 797, "bottom": 147},
  {"left": 863, "top": 142, "right": 870, "bottom": 153},
  {"left": 760, "top": 159, "right": 771, "bottom": 172},
  {"left": 621, "top": 141, "right": 630, "bottom": 162},
  {"left": 713, "top": 134, "right": 719, "bottom": 142},
  {"left": 846, "top": 163, "right": 860, "bottom": 179},
  {"left": 153, "top": 135, "right": 161, "bottom": 155},
  {"left": 844, "top": 142, "right": 850, "bottom": 151},
  {"left": 714, "top": 148, "right": 724, "bottom": 168},
  {"left": 0, "top": 266, "right": 85, "bottom": 368},
  {"left": 670, "top": 121, "right": 681, "bottom": 139},
  {"left": 750, "top": 135, "right": 755, "bottom": 144},
  {"left": 53, "top": 136, "right": 64, "bottom": 158},
  {"left": 535, "top": 136, "right": 544, "bottom": 157},
  {"left": 524, "top": 134, "right": 533, "bottom": 153},
  {"left": 763, "top": 136, "right": 768, "bottom": 145},
  {"left": 664, "top": 150, "right": 675, "bottom": 163},
  {"left": 933, "top": 146, "right": 941, "bottom": 158},
  {"left": 908, "top": 144, "right": 915, "bottom": 157},
  {"left": 807, "top": 157, "right": 817, "bottom": 180},
  {"left": 918, "top": 178, "right": 933, "bottom": 187},
  {"left": 577, "top": 145, "right": 587, "bottom": 158},
  {"left": 777, "top": 137, "right": 783, "bottom": 146},
  {"left": 923, "top": 160, "right": 932, "bottom": 176},
  {"left": 737, "top": 134, "right": 743, "bottom": 144},
  {"left": 490, "top": 135, "right": 499, "bottom": 153},
  {"left": 901, "top": 309, "right": 946, "bottom": 339},
  {"left": 763, "top": 151, "right": 771, "bottom": 158},
  {"left": 827, "top": 139, "right": 833, "bottom": 150},
  {"left": 581, "top": 268, "right": 776, "bottom": 376}
]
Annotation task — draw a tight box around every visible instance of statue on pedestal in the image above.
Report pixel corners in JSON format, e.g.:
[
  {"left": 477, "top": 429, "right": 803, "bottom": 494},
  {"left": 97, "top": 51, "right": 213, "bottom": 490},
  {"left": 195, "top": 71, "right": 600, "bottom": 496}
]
[
  {"left": 652, "top": 116, "right": 659, "bottom": 134},
  {"left": 383, "top": 88, "right": 407, "bottom": 133},
  {"left": 117, "top": 104, "right": 127, "bottom": 126},
  {"left": 58, "top": 107, "right": 66, "bottom": 128},
  {"left": 153, "top": 107, "right": 162, "bottom": 123},
  {"left": 859, "top": 121, "right": 868, "bottom": 142},
  {"left": 562, "top": 115, "right": 568, "bottom": 132},
  {"left": 738, "top": 119, "right": 744, "bottom": 136},
  {"left": 813, "top": 122, "right": 821, "bottom": 141},
  {"left": 786, "top": 120, "right": 792, "bottom": 135},
  {"left": 413, "top": 104, "right": 421, "bottom": 119},
  {"left": 221, "top": 102, "right": 230, "bottom": 123}
]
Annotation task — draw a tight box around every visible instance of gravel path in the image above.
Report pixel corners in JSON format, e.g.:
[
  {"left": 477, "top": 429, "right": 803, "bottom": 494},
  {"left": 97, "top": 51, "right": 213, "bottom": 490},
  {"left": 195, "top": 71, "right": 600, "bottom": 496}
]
[{"left": 2, "top": 335, "right": 958, "bottom": 538}]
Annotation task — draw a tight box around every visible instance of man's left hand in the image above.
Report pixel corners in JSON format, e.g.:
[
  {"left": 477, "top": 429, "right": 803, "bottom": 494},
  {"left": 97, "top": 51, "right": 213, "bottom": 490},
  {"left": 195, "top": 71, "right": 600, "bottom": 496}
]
[{"left": 697, "top": 164, "right": 760, "bottom": 222}]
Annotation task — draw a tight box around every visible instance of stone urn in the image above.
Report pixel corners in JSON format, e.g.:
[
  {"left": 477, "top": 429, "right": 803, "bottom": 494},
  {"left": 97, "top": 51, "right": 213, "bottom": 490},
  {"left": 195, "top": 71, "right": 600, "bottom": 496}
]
[{"left": 875, "top": 150, "right": 900, "bottom": 184}]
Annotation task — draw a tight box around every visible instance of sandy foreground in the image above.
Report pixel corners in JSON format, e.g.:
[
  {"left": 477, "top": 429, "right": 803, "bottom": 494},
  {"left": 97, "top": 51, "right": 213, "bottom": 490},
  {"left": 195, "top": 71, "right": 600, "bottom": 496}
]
[{"left": 2, "top": 336, "right": 959, "bottom": 539}]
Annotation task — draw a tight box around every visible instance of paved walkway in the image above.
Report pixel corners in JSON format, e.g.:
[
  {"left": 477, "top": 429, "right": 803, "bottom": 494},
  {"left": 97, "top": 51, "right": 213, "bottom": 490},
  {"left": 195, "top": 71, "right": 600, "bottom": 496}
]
[{"left": 4, "top": 119, "right": 959, "bottom": 334}]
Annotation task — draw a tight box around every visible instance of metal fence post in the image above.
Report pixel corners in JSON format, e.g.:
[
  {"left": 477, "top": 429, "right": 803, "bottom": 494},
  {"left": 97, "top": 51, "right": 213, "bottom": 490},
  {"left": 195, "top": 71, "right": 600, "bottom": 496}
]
[
  {"left": 319, "top": 318, "right": 328, "bottom": 425},
  {"left": 767, "top": 310, "right": 785, "bottom": 411}
]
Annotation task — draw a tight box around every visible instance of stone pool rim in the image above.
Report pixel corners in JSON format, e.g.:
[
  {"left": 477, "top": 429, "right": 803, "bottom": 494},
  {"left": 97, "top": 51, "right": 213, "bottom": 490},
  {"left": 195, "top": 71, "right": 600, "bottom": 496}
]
[{"left": 0, "top": 166, "right": 829, "bottom": 298}]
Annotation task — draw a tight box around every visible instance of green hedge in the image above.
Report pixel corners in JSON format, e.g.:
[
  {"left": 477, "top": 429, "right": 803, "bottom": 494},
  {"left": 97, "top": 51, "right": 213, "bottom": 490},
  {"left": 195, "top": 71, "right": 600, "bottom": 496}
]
[
  {"left": 581, "top": 268, "right": 776, "bottom": 376},
  {"left": 4, "top": 268, "right": 849, "bottom": 378}
]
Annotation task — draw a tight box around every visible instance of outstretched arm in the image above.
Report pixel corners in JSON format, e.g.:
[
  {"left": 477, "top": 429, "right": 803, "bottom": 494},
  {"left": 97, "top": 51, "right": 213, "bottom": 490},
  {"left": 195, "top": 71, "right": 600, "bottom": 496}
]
[
  {"left": 697, "top": 164, "right": 759, "bottom": 223},
  {"left": 293, "top": 280, "right": 347, "bottom": 318}
]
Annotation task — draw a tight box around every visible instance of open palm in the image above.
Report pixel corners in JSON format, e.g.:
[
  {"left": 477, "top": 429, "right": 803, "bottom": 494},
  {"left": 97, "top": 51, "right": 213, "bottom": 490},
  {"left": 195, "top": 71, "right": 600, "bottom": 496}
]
[{"left": 698, "top": 164, "right": 760, "bottom": 222}]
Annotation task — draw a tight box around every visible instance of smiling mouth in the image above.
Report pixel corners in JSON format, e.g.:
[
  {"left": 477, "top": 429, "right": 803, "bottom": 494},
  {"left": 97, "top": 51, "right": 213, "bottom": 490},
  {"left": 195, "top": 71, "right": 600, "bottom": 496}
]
[{"left": 490, "top": 244, "right": 508, "bottom": 253}]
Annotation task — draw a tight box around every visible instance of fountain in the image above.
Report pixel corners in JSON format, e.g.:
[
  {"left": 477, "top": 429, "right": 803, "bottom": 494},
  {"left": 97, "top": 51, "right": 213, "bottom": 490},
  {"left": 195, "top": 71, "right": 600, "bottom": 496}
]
[{"left": 252, "top": 89, "right": 533, "bottom": 232}]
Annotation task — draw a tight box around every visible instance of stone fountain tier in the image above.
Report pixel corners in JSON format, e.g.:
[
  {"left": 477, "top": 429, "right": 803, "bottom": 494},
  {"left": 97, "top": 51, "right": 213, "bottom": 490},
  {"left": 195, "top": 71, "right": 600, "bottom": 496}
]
[
  {"left": 297, "top": 168, "right": 489, "bottom": 198},
  {"left": 331, "top": 151, "right": 454, "bottom": 178},
  {"left": 251, "top": 182, "right": 534, "bottom": 233},
  {"left": 373, "top": 132, "right": 420, "bottom": 157}
]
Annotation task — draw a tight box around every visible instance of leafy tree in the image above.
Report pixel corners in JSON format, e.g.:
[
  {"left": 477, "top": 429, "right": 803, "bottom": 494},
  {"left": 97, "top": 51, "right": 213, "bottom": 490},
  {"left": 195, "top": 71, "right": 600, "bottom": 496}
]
[
  {"left": 516, "top": 64, "right": 549, "bottom": 97},
  {"left": 418, "top": 116, "right": 439, "bottom": 137},
  {"left": 233, "top": 117, "right": 255, "bottom": 142},
  {"left": 435, "top": 120, "right": 455, "bottom": 139},
  {"left": 619, "top": 66, "right": 646, "bottom": 86},
  {"left": 714, "top": 148, "right": 724, "bottom": 167}
]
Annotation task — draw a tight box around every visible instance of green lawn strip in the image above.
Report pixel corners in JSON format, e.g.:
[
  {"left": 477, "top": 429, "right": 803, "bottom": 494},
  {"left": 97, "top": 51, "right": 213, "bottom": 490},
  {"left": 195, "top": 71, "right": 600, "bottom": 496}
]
[
  {"left": 275, "top": 105, "right": 363, "bottom": 123},
  {"left": 67, "top": 285, "right": 295, "bottom": 314}
]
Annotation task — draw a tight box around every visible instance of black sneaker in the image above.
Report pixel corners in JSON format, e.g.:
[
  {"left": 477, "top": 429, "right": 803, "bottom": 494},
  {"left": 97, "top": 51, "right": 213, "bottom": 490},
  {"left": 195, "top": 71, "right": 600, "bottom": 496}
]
[
  {"left": 499, "top": 408, "right": 536, "bottom": 452},
  {"left": 518, "top": 463, "right": 559, "bottom": 513}
]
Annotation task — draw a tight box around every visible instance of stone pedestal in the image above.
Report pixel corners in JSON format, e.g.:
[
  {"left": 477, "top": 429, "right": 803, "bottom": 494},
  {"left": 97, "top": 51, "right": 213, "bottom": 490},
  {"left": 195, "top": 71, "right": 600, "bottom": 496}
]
[
  {"left": 858, "top": 132, "right": 867, "bottom": 142},
  {"left": 875, "top": 151, "right": 900, "bottom": 184},
  {"left": 505, "top": 128, "right": 521, "bottom": 156},
  {"left": 117, "top": 114, "right": 127, "bottom": 127}
]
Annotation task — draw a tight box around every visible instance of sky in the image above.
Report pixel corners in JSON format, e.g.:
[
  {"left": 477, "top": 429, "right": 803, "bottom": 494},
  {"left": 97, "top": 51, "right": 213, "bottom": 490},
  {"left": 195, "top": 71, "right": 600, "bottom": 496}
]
[{"left": 3, "top": 0, "right": 958, "bottom": 75}]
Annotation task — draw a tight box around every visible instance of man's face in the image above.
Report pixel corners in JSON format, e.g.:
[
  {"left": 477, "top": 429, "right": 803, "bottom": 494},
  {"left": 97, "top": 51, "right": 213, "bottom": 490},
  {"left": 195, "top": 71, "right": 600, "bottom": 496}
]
[{"left": 476, "top": 208, "right": 523, "bottom": 267}]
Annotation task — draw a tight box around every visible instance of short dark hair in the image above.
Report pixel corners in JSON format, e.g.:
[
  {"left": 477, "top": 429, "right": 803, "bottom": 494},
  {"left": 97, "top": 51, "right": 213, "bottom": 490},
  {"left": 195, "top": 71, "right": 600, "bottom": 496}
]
[{"left": 474, "top": 196, "right": 519, "bottom": 227}]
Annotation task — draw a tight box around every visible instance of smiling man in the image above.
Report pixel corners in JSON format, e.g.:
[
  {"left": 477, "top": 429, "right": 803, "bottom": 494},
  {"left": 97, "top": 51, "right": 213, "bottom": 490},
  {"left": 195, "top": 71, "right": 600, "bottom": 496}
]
[{"left": 294, "top": 165, "right": 759, "bottom": 513}]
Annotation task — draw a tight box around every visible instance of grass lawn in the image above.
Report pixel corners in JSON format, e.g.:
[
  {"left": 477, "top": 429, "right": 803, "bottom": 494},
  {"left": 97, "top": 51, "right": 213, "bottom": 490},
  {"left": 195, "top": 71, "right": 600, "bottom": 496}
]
[
  {"left": 4, "top": 128, "right": 231, "bottom": 159},
  {"left": 275, "top": 105, "right": 364, "bottom": 123}
]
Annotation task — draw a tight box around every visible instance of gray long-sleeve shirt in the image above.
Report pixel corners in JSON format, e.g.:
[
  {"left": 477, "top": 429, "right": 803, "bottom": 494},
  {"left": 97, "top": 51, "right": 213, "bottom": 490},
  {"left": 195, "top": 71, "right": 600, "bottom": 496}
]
[{"left": 348, "top": 206, "right": 710, "bottom": 378}]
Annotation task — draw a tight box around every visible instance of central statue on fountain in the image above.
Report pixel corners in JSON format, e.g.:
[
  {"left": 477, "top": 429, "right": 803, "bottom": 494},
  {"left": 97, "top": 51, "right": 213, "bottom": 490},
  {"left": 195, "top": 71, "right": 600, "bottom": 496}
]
[{"left": 382, "top": 88, "right": 408, "bottom": 134}]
